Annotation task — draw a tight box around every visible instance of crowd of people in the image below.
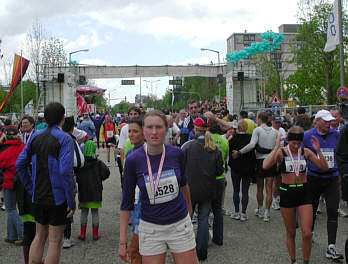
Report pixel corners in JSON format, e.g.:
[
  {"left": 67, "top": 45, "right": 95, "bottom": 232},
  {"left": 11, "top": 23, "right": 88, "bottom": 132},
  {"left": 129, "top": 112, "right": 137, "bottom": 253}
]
[{"left": 0, "top": 98, "right": 348, "bottom": 264}]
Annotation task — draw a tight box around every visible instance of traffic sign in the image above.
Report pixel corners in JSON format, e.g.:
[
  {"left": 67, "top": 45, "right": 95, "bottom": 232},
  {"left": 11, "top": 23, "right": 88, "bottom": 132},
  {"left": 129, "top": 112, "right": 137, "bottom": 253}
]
[
  {"left": 272, "top": 105, "right": 280, "bottom": 113},
  {"left": 121, "top": 80, "right": 135, "bottom": 85},
  {"left": 270, "top": 93, "right": 281, "bottom": 106},
  {"left": 169, "top": 79, "right": 182, "bottom": 86},
  {"left": 337, "top": 86, "right": 348, "bottom": 98}
]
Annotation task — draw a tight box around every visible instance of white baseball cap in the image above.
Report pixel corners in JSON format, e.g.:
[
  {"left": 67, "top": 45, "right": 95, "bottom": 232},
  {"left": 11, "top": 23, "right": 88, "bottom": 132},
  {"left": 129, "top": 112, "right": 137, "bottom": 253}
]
[
  {"left": 315, "top": 110, "right": 335, "bottom": 121},
  {"left": 117, "top": 113, "right": 121, "bottom": 118}
]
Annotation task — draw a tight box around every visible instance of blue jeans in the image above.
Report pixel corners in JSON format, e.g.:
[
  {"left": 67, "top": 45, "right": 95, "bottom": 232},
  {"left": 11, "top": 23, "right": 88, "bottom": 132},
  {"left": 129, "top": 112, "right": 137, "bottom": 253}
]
[
  {"left": 231, "top": 170, "right": 250, "bottom": 214},
  {"left": 211, "top": 179, "right": 225, "bottom": 245},
  {"left": 4, "top": 188, "right": 23, "bottom": 241},
  {"left": 192, "top": 200, "right": 211, "bottom": 261}
]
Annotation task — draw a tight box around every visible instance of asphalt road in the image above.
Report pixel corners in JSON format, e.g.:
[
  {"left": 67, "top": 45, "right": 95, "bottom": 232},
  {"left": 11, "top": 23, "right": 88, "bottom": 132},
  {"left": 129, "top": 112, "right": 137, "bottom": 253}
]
[{"left": 1, "top": 148, "right": 347, "bottom": 263}]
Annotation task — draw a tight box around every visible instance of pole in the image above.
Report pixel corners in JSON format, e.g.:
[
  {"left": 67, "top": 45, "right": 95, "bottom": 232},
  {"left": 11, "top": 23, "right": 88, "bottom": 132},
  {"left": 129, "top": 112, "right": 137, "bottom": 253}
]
[
  {"left": 109, "top": 91, "right": 111, "bottom": 107},
  {"left": 338, "top": 0, "right": 345, "bottom": 87},
  {"left": 140, "top": 76, "right": 142, "bottom": 105},
  {"left": 218, "top": 51, "right": 221, "bottom": 101},
  {"left": 20, "top": 50, "right": 23, "bottom": 117}
]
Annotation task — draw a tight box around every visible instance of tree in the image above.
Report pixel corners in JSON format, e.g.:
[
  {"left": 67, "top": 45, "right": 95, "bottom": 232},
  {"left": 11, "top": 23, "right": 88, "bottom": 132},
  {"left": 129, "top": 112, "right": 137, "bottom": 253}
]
[
  {"left": 285, "top": 0, "right": 348, "bottom": 105},
  {"left": 41, "top": 37, "right": 67, "bottom": 67},
  {"left": 111, "top": 101, "right": 129, "bottom": 113},
  {"left": 0, "top": 81, "right": 36, "bottom": 113}
]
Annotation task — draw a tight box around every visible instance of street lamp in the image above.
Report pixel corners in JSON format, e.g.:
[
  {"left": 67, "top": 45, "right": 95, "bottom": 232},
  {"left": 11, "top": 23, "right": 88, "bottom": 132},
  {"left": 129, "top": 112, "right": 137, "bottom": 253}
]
[
  {"left": 143, "top": 80, "right": 160, "bottom": 107},
  {"left": 200, "top": 48, "right": 222, "bottom": 101},
  {"left": 69, "top": 49, "right": 89, "bottom": 66}
]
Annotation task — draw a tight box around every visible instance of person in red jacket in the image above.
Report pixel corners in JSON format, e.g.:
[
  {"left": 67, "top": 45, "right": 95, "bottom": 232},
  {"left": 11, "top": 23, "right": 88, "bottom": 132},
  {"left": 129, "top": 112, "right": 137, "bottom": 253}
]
[
  {"left": 99, "top": 114, "right": 119, "bottom": 165},
  {"left": 0, "top": 125, "right": 25, "bottom": 245}
]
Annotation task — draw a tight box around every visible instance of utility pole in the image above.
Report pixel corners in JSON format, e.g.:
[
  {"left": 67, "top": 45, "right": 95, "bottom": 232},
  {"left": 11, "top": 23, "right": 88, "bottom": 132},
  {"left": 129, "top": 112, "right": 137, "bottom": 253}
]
[{"left": 338, "top": 0, "right": 345, "bottom": 87}]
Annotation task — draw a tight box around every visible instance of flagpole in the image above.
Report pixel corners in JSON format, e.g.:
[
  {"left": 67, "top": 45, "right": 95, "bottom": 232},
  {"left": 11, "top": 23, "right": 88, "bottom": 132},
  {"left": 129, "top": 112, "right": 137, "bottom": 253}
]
[
  {"left": 338, "top": 0, "right": 345, "bottom": 87},
  {"left": 21, "top": 50, "right": 24, "bottom": 117}
]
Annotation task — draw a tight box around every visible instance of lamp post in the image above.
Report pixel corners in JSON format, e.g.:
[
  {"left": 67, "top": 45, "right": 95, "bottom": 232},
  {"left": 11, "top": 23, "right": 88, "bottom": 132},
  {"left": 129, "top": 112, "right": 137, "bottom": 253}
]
[
  {"left": 200, "top": 48, "right": 221, "bottom": 101},
  {"left": 69, "top": 49, "right": 89, "bottom": 66},
  {"left": 143, "top": 80, "right": 160, "bottom": 108}
]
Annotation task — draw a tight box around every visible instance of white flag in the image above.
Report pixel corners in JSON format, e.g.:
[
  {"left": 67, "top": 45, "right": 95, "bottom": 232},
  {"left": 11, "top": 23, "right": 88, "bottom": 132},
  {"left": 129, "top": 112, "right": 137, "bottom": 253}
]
[
  {"left": 324, "top": 0, "right": 339, "bottom": 52},
  {"left": 171, "top": 92, "right": 174, "bottom": 106}
]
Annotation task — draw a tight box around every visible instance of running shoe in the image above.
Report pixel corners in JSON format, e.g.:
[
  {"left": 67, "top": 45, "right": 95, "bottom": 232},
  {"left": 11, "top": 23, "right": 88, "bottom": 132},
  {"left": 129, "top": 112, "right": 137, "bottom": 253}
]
[
  {"left": 263, "top": 210, "right": 270, "bottom": 222},
  {"left": 240, "top": 213, "right": 248, "bottom": 221},
  {"left": 326, "top": 244, "right": 344, "bottom": 260},
  {"left": 271, "top": 198, "right": 280, "bottom": 210},
  {"left": 230, "top": 212, "right": 240, "bottom": 220},
  {"left": 1, "top": 203, "right": 5, "bottom": 211},
  {"left": 254, "top": 208, "right": 264, "bottom": 218},
  {"left": 63, "top": 238, "right": 73, "bottom": 249},
  {"left": 222, "top": 207, "right": 230, "bottom": 216},
  {"left": 338, "top": 201, "right": 348, "bottom": 217}
]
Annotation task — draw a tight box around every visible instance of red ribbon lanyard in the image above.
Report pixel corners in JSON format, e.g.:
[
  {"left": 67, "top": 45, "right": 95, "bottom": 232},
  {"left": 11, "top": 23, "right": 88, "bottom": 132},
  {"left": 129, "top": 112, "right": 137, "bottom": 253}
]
[
  {"left": 287, "top": 145, "right": 301, "bottom": 177},
  {"left": 144, "top": 144, "right": 166, "bottom": 197}
]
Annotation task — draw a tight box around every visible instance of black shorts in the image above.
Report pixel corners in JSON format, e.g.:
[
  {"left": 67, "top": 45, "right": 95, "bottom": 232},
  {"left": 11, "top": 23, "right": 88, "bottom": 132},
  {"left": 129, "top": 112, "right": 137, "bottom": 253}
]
[
  {"left": 33, "top": 202, "right": 68, "bottom": 226},
  {"left": 256, "top": 159, "right": 277, "bottom": 178},
  {"left": 279, "top": 183, "right": 312, "bottom": 208},
  {"left": 106, "top": 137, "right": 116, "bottom": 148}
]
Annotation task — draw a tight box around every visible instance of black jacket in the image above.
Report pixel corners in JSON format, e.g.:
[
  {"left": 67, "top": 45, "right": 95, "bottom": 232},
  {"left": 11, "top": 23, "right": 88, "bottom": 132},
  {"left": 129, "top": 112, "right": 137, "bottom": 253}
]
[
  {"left": 16, "top": 181, "right": 34, "bottom": 217},
  {"left": 182, "top": 137, "right": 224, "bottom": 203},
  {"left": 76, "top": 157, "right": 110, "bottom": 203},
  {"left": 229, "top": 133, "right": 256, "bottom": 177},
  {"left": 337, "top": 124, "right": 348, "bottom": 178}
]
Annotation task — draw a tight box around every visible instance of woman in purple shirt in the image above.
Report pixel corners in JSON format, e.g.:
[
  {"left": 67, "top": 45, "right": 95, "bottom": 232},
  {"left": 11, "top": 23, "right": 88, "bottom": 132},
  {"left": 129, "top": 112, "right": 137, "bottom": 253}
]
[{"left": 119, "top": 110, "right": 198, "bottom": 264}]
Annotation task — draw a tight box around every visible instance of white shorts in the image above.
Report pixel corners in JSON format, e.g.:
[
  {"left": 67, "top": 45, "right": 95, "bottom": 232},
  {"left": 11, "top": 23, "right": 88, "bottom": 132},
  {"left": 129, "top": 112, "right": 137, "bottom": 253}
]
[{"left": 138, "top": 214, "right": 196, "bottom": 256}]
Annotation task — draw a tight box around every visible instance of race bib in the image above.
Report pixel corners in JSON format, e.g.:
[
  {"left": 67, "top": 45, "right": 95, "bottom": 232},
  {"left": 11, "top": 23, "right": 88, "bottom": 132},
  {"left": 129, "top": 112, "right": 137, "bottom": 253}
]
[
  {"left": 144, "top": 169, "right": 179, "bottom": 205},
  {"left": 284, "top": 157, "right": 306, "bottom": 173},
  {"left": 106, "top": 131, "right": 113, "bottom": 138},
  {"left": 320, "top": 148, "right": 335, "bottom": 168}
]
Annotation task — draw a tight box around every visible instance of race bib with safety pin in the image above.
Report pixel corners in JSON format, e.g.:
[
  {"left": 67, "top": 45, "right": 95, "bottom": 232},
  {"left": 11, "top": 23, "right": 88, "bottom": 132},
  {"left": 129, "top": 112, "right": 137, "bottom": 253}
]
[
  {"left": 106, "top": 131, "right": 113, "bottom": 138},
  {"left": 144, "top": 169, "right": 179, "bottom": 205},
  {"left": 284, "top": 157, "right": 306, "bottom": 173},
  {"left": 319, "top": 148, "right": 335, "bottom": 168}
]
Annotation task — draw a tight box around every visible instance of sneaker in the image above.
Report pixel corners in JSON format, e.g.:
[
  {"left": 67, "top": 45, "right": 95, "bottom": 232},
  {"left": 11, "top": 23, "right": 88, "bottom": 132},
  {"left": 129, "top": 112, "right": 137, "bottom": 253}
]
[
  {"left": 254, "top": 208, "right": 264, "bottom": 218},
  {"left": 106, "top": 161, "right": 111, "bottom": 167},
  {"left": 271, "top": 198, "right": 280, "bottom": 210},
  {"left": 63, "top": 238, "right": 73, "bottom": 249},
  {"left": 222, "top": 207, "right": 230, "bottom": 216},
  {"left": 338, "top": 208, "right": 348, "bottom": 217},
  {"left": 230, "top": 212, "right": 240, "bottom": 220},
  {"left": 317, "top": 196, "right": 325, "bottom": 214},
  {"left": 326, "top": 244, "right": 343, "bottom": 260},
  {"left": 1, "top": 204, "right": 5, "bottom": 211},
  {"left": 240, "top": 213, "right": 248, "bottom": 221},
  {"left": 263, "top": 211, "right": 270, "bottom": 222}
]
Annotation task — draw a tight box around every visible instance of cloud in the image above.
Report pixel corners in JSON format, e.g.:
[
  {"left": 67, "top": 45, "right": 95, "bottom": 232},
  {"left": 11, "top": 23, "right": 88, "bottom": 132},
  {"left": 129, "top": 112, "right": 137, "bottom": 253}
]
[
  {"left": 1, "top": 0, "right": 299, "bottom": 48},
  {"left": 65, "top": 30, "right": 109, "bottom": 51},
  {"left": 79, "top": 58, "right": 108, "bottom": 66}
]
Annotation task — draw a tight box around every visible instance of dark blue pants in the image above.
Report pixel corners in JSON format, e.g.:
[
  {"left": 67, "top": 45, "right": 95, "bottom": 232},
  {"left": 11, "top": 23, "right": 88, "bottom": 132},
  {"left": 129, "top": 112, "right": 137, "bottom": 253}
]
[
  {"left": 211, "top": 179, "right": 225, "bottom": 245},
  {"left": 231, "top": 170, "right": 250, "bottom": 214}
]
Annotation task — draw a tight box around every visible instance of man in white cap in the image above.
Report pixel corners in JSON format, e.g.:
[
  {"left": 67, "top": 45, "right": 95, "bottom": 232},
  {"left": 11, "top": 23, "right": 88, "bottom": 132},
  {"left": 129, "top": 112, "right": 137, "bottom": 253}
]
[{"left": 302, "top": 109, "right": 343, "bottom": 260}]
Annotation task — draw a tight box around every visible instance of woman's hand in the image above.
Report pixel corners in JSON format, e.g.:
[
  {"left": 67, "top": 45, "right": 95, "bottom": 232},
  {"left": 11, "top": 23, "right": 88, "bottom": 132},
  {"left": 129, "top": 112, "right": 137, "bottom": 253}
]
[
  {"left": 311, "top": 136, "right": 321, "bottom": 153},
  {"left": 118, "top": 243, "right": 129, "bottom": 263}
]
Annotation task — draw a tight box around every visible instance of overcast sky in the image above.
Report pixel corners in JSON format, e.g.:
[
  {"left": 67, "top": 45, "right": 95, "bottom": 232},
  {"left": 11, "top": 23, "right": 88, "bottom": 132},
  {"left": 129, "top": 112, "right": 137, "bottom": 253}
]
[{"left": 0, "top": 0, "right": 302, "bottom": 104}]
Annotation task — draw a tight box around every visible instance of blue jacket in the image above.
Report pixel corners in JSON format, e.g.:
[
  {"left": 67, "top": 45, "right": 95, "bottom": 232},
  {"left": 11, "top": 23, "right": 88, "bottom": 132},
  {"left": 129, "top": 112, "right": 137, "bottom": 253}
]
[
  {"left": 78, "top": 120, "right": 96, "bottom": 139},
  {"left": 302, "top": 127, "right": 339, "bottom": 178},
  {"left": 89, "top": 112, "right": 107, "bottom": 133},
  {"left": 15, "top": 126, "right": 76, "bottom": 210}
]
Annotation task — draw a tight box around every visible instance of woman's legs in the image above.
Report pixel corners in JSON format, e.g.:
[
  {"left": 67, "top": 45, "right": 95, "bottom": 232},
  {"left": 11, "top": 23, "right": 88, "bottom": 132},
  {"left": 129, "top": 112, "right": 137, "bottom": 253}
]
[
  {"left": 280, "top": 207, "right": 297, "bottom": 261},
  {"left": 241, "top": 177, "right": 251, "bottom": 214},
  {"left": 4, "top": 188, "right": 23, "bottom": 241},
  {"left": 172, "top": 248, "right": 199, "bottom": 264},
  {"left": 142, "top": 253, "right": 166, "bottom": 264},
  {"left": 80, "top": 208, "right": 89, "bottom": 224},
  {"left": 297, "top": 204, "right": 313, "bottom": 262},
  {"left": 231, "top": 170, "right": 242, "bottom": 213}
]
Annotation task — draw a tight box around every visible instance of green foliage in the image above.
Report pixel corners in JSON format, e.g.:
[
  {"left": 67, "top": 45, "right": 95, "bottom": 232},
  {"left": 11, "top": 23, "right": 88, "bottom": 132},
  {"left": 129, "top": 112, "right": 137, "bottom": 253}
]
[
  {"left": 166, "top": 77, "right": 225, "bottom": 110},
  {"left": 111, "top": 101, "right": 129, "bottom": 113},
  {"left": 86, "top": 94, "right": 107, "bottom": 108},
  {"left": 285, "top": 1, "right": 348, "bottom": 105},
  {"left": 0, "top": 81, "right": 37, "bottom": 113}
]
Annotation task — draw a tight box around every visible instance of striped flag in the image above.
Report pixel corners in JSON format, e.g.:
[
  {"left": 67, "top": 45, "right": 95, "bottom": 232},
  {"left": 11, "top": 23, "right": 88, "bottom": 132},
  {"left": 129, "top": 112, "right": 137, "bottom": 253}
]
[{"left": 0, "top": 54, "right": 30, "bottom": 112}]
